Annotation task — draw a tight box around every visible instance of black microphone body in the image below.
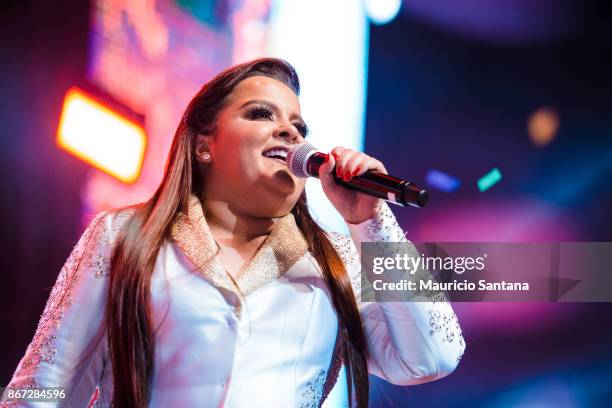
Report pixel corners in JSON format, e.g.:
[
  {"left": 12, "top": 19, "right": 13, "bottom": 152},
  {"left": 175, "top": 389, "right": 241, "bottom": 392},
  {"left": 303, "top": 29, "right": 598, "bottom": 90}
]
[{"left": 286, "top": 145, "right": 429, "bottom": 208}]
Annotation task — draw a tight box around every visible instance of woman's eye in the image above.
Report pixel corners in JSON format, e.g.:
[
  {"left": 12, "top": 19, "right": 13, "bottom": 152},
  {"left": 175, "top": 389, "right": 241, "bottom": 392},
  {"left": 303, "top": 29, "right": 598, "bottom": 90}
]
[
  {"left": 247, "top": 105, "right": 308, "bottom": 138},
  {"left": 248, "top": 106, "right": 273, "bottom": 120},
  {"left": 293, "top": 122, "right": 309, "bottom": 138}
]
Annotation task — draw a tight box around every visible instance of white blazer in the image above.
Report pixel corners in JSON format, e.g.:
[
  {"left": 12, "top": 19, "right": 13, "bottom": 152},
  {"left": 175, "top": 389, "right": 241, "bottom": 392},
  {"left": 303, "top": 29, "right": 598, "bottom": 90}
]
[{"left": 3, "top": 196, "right": 465, "bottom": 407}]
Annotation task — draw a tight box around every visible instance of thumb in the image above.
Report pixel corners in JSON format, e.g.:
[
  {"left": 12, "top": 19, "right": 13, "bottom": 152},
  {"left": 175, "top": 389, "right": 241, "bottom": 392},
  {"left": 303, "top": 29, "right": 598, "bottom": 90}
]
[{"left": 319, "top": 152, "right": 336, "bottom": 177}]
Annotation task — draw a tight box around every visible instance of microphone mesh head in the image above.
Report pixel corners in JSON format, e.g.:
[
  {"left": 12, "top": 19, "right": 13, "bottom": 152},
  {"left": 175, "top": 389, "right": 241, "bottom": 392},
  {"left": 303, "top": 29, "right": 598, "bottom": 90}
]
[{"left": 286, "top": 142, "right": 316, "bottom": 178}]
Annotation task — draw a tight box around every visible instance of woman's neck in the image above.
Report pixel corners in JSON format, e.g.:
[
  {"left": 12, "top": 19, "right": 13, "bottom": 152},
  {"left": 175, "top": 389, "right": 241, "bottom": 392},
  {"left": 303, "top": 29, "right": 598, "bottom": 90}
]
[{"left": 200, "top": 196, "right": 275, "bottom": 246}]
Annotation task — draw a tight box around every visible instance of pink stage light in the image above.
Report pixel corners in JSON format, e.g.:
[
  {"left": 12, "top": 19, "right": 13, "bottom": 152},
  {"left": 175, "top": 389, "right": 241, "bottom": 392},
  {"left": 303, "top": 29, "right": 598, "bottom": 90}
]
[{"left": 57, "top": 87, "right": 147, "bottom": 184}]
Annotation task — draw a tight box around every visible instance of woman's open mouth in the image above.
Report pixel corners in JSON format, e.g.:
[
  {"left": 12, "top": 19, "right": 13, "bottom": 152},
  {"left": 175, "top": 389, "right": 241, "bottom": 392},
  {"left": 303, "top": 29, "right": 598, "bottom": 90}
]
[{"left": 262, "top": 147, "right": 289, "bottom": 165}]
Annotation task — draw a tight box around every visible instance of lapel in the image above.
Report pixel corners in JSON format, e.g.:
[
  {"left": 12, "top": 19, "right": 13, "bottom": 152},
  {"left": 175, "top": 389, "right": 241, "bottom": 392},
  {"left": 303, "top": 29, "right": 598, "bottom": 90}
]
[{"left": 170, "top": 195, "right": 309, "bottom": 315}]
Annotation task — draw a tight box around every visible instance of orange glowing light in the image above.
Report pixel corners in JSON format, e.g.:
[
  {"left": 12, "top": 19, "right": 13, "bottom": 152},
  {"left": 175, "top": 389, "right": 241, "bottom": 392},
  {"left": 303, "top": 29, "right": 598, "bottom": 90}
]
[
  {"left": 528, "top": 106, "right": 560, "bottom": 147},
  {"left": 57, "top": 87, "right": 146, "bottom": 183}
]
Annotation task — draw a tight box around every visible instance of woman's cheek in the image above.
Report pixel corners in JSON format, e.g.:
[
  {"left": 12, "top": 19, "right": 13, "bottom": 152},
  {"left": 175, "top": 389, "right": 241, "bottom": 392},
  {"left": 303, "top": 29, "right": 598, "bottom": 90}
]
[{"left": 239, "top": 152, "right": 263, "bottom": 179}]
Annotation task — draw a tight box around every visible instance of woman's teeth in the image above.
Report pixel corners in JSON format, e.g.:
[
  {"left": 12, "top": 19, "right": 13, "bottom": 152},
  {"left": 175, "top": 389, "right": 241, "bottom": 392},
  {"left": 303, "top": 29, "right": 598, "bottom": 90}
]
[{"left": 262, "top": 149, "right": 288, "bottom": 161}]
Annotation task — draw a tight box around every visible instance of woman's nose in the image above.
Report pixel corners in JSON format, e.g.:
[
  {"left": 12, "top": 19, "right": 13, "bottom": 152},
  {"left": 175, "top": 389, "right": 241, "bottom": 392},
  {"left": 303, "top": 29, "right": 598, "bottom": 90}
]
[{"left": 273, "top": 124, "right": 300, "bottom": 143}]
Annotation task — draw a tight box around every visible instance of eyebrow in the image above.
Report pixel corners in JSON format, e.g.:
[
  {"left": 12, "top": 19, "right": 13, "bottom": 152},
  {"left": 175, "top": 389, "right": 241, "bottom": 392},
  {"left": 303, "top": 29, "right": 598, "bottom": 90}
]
[{"left": 239, "top": 99, "right": 306, "bottom": 125}]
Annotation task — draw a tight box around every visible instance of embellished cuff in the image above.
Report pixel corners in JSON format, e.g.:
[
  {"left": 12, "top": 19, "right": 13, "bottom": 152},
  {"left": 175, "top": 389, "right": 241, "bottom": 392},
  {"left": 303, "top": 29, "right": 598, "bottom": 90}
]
[{"left": 346, "top": 202, "right": 407, "bottom": 243}]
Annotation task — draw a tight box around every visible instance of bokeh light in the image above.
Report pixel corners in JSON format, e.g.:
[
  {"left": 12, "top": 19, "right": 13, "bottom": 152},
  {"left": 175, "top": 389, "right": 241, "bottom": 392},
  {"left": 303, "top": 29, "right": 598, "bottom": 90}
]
[
  {"left": 528, "top": 106, "right": 560, "bottom": 147},
  {"left": 56, "top": 87, "right": 146, "bottom": 184}
]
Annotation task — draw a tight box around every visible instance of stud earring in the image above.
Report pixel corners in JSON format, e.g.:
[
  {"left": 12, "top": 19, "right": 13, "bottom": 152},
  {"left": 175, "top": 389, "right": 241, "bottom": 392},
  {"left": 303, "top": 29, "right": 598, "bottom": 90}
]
[{"left": 200, "top": 152, "right": 211, "bottom": 163}]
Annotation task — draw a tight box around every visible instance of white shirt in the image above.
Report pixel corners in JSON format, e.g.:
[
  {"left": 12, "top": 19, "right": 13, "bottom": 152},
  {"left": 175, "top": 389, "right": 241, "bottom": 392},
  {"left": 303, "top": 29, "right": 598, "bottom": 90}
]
[{"left": 2, "top": 197, "right": 465, "bottom": 407}]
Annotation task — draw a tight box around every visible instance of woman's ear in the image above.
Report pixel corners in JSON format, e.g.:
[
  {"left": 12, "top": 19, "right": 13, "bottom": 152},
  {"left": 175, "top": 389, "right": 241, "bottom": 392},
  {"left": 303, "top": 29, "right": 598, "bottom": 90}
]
[{"left": 194, "top": 134, "right": 213, "bottom": 163}]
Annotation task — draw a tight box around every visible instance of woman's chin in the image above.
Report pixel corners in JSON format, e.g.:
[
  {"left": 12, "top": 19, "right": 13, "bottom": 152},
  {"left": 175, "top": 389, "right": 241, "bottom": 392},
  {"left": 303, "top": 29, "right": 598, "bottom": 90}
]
[
  {"left": 252, "top": 169, "right": 296, "bottom": 196},
  {"left": 272, "top": 169, "right": 297, "bottom": 189},
  {"left": 250, "top": 181, "right": 301, "bottom": 215}
]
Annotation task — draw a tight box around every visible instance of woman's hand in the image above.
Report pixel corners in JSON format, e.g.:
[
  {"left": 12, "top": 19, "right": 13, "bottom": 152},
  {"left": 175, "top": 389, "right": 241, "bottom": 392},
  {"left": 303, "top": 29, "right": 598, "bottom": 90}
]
[{"left": 319, "top": 146, "right": 387, "bottom": 224}]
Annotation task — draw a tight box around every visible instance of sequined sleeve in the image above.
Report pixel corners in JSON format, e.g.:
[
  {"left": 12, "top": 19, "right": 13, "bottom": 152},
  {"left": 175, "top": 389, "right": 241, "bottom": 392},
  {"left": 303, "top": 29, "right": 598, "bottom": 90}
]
[
  {"left": 328, "top": 202, "right": 466, "bottom": 386},
  {"left": 1, "top": 210, "right": 133, "bottom": 407}
]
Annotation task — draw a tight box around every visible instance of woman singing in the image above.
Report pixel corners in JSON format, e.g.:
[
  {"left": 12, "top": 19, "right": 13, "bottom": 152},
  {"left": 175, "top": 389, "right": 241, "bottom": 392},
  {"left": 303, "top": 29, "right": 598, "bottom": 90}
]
[{"left": 3, "top": 58, "right": 465, "bottom": 407}]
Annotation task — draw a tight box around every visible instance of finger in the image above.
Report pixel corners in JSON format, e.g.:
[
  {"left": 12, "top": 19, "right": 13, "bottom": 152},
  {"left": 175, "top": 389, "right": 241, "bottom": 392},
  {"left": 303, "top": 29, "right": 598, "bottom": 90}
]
[
  {"left": 343, "top": 154, "right": 370, "bottom": 179},
  {"left": 318, "top": 153, "right": 341, "bottom": 192},
  {"left": 332, "top": 149, "right": 360, "bottom": 180},
  {"left": 329, "top": 146, "right": 345, "bottom": 178},
  {"left": 330, "top": 146, "right": 346, "bottom": 156},
  {"left": 340, "top": 153, "right": 388, "bottom": 180},
  {"left": 360, "top": 157, "right": 387, "bottom": 175},
  {"left": 319, "top": 151, "right": 336, "bottom": 176}
]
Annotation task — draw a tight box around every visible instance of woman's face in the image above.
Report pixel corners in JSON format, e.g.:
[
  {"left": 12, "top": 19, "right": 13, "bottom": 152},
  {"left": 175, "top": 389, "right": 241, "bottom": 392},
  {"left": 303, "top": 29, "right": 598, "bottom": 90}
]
[{"left": 198, "top": 75, "right": 308, "bottom": 218}]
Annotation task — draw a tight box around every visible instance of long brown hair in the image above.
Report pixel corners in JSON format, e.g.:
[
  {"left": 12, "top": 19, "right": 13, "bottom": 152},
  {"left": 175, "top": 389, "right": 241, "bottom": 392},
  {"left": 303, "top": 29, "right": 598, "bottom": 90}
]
[{"left": 106, "top": 58, "right": 368, "bottom": 407}]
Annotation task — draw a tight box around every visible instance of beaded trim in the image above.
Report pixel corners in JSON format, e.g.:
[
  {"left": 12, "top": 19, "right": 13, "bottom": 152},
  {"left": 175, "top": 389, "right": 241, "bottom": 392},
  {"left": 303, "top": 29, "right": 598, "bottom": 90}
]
[
  {"left": 3, "top": 210, "right": 133, "bottom": 396},
  {"left": 299, "top": 369, "right": 327, "bottom": 408},
  {"left": 331, "top": 204, "right": 466, "bottom": 364},
  {"left": 5, "top": 212, "right": 108, "bottom": 392},
  {"left": 327, "top": 231, "right": 359, "bottom": 268},
  {"left": 428, "top": 304, "right": 466, "bottom": 362},
  {"left": 170, "top": 195, "right": 309, "bottom": 317},
  {"left": 86, "top": 210, "right": 134, "bottom": 278},
  {"left": 327, "top": 231, "right": 364, "bottom": 298},
  {"left": 351, "top": 203, "right": 407, "bottom": 243},
  {"left": 319, "top": 328, "right": 345, "bottom": 406}
]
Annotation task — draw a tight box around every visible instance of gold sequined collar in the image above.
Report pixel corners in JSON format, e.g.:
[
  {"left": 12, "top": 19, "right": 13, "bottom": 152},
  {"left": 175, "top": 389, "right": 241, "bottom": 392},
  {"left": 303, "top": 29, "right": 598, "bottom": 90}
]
[{"left": 170, "top": 195, "right": 309, "bottom": 313}]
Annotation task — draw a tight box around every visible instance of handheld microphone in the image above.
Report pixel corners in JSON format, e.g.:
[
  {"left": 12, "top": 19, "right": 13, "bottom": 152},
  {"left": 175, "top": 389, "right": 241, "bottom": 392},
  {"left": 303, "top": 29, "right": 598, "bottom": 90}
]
[{"left": 286, "top": 143, "right": 429, "bottom": 208}]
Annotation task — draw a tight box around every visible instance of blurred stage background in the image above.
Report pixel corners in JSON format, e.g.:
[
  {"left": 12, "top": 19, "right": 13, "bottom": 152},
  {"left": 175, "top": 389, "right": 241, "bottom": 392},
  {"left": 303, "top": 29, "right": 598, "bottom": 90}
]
[{"left": 1, "top": 0, "right": 612, "bottom": 406}]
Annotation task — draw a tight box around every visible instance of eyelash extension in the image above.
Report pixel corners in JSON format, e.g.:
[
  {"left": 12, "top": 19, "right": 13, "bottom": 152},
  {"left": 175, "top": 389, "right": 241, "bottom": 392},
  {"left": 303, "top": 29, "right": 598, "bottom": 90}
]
[
  {"left": 248, "top": 105, "right": 274, "bottom": 120},
  {"left": 248, "top": 104, "right": 309, "bottom": 137},
  {"left": 293, "top": 122, "right": 309, "bottom": 137}
]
